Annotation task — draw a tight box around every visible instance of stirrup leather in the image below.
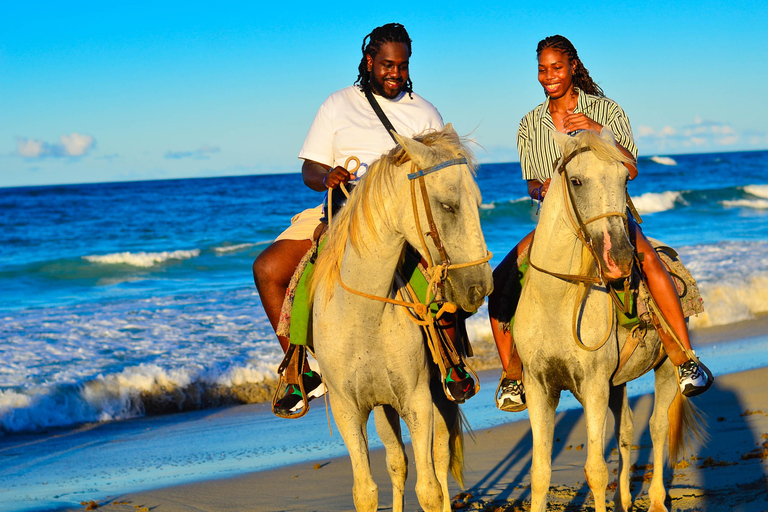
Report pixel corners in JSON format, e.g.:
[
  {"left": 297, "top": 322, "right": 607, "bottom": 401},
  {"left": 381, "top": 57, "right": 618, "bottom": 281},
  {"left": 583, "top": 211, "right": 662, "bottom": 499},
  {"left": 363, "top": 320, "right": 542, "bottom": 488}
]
[{"left": 272, "top": 344, "right": 311, "bottom": 419}]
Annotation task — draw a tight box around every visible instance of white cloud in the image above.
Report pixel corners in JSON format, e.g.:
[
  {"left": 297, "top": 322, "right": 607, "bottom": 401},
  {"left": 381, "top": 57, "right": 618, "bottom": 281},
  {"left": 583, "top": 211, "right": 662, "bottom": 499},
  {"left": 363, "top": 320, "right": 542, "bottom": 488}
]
[
  {"left": 60, "top": 133, "right": 95, "bottom": 156},
  {"left": 636, "top": 125, "right": 655, "bottom": 137},
  {"left": 16, "top": 133, "right": 96, "bottom": 158},
  {"left": 17, "top": 138, "right": 46, "bottom": 158},
  {"left": 635, "top": 118, "right": 766, "bottom": 154},
  {"left": 164, "top": 145, "right": 221, "bottom": 159}
]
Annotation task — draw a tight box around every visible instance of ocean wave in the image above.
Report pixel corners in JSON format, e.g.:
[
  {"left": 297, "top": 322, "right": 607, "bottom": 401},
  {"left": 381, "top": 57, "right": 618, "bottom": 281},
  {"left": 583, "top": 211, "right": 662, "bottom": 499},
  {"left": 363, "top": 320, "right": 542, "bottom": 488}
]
[
  {"left": 744, "top": 184, "right": 768, "bottom": 198},
  {"left": 630, "top": 190, "right": 684, "bottom": 214},
  {"left": 213, "top": 243, "right": 256, "bottom": 254},
  {"left": 83, "top": 249, "right": 201, "bottom": 267},
  {"left": 720, "top": 199, "right": 768, "bottom": 209},
  {"left": 649, "top": 156, "right": 677, "bottom": 166},
  {"left": 0, "top": 362, "right": 279, "bottom": 434},
  {"left": 681, "top": 241, "right": 768, "bottom": 328}
]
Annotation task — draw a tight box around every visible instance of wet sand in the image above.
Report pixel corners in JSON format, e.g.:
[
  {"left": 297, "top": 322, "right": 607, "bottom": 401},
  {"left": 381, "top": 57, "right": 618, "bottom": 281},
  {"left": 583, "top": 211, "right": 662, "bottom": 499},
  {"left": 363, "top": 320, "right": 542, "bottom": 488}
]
[{"left": 59, "top": 320, "right": 768, "bottom": 512}]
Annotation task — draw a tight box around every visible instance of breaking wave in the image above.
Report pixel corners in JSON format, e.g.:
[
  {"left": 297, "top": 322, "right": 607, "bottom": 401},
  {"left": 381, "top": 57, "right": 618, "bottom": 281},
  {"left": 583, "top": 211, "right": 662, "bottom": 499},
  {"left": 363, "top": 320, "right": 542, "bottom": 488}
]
[{"left": 83, "top": 249, "right": 201, "bottom": 267}]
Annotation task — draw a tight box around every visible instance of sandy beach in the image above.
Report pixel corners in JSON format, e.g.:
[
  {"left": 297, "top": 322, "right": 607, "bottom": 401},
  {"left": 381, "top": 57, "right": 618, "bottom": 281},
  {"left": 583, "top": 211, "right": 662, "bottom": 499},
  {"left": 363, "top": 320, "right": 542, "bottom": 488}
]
[{"left": 47, "top": 319, "right": 768, "bottom": 512}]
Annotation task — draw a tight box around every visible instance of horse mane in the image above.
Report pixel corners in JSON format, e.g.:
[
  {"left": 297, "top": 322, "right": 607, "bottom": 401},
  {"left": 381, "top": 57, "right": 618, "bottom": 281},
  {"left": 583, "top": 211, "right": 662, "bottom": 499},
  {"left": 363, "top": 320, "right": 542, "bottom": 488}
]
[
  {"left": 561, "top": 129, "right": 634, "bottom": 167},
  {"left": 309, "top": 127, "right": 477, "bottom": 302}
]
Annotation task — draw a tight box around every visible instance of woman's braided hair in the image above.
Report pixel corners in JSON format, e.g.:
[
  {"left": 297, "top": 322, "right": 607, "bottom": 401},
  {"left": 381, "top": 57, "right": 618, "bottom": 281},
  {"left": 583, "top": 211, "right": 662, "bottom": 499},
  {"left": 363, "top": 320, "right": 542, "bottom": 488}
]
[
  {"left": 355, "top": 23, "right": 413, "bottom": 97},
  {"left": 537, "top": 35, "right": 604, "bottom": 98}
]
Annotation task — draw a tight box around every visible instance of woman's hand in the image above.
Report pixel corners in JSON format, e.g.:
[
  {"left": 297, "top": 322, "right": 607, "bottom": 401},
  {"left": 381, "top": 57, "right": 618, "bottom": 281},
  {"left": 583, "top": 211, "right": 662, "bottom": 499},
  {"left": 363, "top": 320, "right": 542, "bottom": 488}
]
[
  {"left": 528, "top": 179, "right": 551, "bottom": 200},
  {"left": 562, "top": 112, "right": 603, "bottom": 134}
]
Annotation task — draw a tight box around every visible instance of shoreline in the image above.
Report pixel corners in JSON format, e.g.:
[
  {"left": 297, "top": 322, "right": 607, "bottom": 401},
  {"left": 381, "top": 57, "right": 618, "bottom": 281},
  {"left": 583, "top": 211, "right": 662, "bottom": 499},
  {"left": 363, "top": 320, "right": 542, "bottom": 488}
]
[
  {"left": 51, "top": 318, "right": 768, "bottom": 512},
  {"left": 57, "top": 369, "right": 768, "bottom": 512}
]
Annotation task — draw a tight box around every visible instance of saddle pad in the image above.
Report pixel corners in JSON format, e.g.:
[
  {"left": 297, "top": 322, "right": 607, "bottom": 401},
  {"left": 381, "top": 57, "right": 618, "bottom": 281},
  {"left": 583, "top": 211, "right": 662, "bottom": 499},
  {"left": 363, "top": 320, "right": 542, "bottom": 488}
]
[{"left": 278, "top": 243, "right": 434, "bottom": 347}]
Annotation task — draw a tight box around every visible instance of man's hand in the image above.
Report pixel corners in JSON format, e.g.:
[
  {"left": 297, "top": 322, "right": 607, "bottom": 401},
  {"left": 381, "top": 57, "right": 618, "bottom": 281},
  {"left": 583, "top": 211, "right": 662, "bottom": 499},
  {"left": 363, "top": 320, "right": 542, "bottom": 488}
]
[{"left": 323, "top": 166, "right": 354, "bottom": 189}]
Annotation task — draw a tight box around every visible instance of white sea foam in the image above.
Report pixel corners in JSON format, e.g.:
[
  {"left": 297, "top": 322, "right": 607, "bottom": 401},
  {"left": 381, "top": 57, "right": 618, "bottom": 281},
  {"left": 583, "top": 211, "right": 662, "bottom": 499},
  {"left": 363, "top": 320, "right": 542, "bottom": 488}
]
[
  {"left": 744, "top": 184, "right": 768, "bottom": 198},
  {"left": 480, "top": 203, "right": 495, "bottom": 210},
  {"left": 721, "top": 199, "right": 768, "bottom": 209},
  {"left": 650, "top": 156, "right": 677, "bottom": 166},
  {"left": 213, "top": 243, "right": 256, "bottom": 254},
  {"left": 680, "top": 241, "right": 768, "bottom": 328},
  {"left": 630, "top": 190, "right": 684, "bottom": 214},
  {"left": 83, "top": 249, "right": 201, "bottom": 267}
]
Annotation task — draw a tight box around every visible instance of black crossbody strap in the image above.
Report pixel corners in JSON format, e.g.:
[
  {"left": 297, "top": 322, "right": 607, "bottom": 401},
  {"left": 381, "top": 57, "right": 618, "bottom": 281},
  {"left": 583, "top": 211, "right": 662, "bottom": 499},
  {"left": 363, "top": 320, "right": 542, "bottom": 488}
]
[{"left": 364, "top": 88, "right": 398, "bottom": 143}]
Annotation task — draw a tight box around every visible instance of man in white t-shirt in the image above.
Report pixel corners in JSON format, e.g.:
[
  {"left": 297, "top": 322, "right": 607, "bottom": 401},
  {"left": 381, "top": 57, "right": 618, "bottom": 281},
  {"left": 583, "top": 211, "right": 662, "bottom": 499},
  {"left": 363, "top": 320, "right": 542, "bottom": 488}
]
[{"left": 253, "top": 23, "right": 472, "bottom": 415}]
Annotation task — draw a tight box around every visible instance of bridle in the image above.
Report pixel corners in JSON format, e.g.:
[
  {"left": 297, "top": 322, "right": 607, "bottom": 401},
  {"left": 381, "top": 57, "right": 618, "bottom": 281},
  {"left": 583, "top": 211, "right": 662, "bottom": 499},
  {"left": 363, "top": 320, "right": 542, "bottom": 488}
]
[
  {"left": 527, "top": 145, "right": 633, "bottom": 351},
  {"left": 528, "top": 146, "right": 630, "bottom": 286},
  {"left": 336, "top": 156, "right": 492, "bottom": 318}
]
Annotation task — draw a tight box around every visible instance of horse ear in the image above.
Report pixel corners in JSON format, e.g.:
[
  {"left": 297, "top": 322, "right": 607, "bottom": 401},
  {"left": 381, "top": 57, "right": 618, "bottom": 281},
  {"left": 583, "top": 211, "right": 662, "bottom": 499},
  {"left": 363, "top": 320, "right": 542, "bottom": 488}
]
[
  {"left": 391, "top": 130, "right": 440, "bottom": 169},
  {"left": 550, "top": 129, "right": 571, "bottom": 152}
]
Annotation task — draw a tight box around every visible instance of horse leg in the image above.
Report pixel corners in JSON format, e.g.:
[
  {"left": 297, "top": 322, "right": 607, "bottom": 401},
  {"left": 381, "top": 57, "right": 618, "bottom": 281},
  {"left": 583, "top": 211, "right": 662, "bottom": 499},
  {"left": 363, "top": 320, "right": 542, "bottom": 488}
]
[
  {"left": 432, "top": 396, "right": 460, "bottom": 512},
  {"left": 331, "top": 396, "right": 378, "bottom": 512},
  {"left": 608, "top": 384, "right": 633, "bottom": 512},
  {"left": 581, "top": 382, "right": 610, "bottom": 512},
  {"left": 373, "top": 405, "right": 407, "bottom": 512},
  {"left": 527, "top": 382, "right": 559, "bottom": 512},
  {"left": 401, "top": 396, "right": 444, "bottom": 512},
  {"left": 647, "top": 360, "right": 678, "bottom": 512}
]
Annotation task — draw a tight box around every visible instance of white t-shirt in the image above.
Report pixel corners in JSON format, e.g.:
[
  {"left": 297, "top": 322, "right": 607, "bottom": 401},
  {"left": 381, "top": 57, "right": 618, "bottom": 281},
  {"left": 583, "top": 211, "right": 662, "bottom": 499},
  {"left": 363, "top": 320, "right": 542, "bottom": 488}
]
[{"left": 299, "top": 85, "right": 444, "bottom": 177}]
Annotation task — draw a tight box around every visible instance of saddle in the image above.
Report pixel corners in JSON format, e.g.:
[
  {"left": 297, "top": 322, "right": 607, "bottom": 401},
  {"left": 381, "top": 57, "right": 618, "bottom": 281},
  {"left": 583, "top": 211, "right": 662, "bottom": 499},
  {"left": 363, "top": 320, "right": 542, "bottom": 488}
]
[
  {"left": 498, "top": 238, "right": 704, "bottom": 374},
  {"left": 272, "top": 234, "right": 475, "bottom": 417}
]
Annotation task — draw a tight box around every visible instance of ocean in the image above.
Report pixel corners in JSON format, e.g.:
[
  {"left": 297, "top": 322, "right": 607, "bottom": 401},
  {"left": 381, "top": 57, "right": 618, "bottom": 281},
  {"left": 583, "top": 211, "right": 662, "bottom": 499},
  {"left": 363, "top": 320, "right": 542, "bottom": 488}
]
[
  {"left": 3, "top": 150, "right": 768, "bottom": 511},
  {"left": 3, "top": 150, "right": 768, "bottom": 436}
]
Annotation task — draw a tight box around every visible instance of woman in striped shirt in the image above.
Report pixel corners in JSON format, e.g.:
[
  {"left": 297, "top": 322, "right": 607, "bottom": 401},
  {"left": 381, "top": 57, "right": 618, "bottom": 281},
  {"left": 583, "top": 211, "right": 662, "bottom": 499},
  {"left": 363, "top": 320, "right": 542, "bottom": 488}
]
[{"left": 489, "top": 35, "right": 713, "bottom": 412}]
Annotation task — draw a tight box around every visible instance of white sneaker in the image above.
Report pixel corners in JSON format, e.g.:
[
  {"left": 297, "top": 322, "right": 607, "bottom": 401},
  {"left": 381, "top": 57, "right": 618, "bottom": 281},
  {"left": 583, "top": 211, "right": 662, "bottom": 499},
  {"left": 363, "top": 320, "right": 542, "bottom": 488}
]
[{"left": 678, "top": 360, "right": 714, "bottom": 397}]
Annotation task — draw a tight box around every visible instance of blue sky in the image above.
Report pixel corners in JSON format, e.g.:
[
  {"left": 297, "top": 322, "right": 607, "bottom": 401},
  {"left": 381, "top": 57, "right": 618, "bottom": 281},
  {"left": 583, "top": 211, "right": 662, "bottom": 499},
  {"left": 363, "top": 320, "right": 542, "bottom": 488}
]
[{"left": 1, "top": 1, "right": 765, "bottom": 187}]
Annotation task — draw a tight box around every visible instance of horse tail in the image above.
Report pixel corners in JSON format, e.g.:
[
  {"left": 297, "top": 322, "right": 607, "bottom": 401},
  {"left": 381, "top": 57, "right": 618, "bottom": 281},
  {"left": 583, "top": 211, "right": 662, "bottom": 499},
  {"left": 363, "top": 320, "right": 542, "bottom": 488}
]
[
  {"left": 449, "top": 408, "right": 471, "bottom": 488},
  {"left": 667, "top": 389, "right": 708, "bottom": 463}
]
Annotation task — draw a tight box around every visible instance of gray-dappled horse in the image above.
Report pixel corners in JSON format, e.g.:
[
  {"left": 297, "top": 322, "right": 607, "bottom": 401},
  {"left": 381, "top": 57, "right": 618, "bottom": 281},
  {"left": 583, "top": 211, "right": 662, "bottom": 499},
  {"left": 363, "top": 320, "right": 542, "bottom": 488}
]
[
  {"left": 514, "top": 129, "right": 703, "bottom": 512},
  {"left": 309, "top": 125, "right": 493, "bottom": 512}
]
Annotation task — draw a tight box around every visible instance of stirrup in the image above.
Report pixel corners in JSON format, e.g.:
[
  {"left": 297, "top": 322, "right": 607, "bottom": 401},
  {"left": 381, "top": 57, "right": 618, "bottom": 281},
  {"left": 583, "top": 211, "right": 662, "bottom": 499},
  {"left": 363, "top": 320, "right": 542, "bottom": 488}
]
[{"left": 272, "top": 344, "right": 311, "bottom": 419}]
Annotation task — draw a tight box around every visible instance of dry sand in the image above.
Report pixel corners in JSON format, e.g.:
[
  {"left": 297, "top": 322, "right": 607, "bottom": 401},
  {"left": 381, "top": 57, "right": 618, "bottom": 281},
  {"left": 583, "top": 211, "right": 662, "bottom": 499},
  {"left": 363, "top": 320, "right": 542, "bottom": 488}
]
[{"left": 64, "top": 324, "right": 768, "bottom": 512}]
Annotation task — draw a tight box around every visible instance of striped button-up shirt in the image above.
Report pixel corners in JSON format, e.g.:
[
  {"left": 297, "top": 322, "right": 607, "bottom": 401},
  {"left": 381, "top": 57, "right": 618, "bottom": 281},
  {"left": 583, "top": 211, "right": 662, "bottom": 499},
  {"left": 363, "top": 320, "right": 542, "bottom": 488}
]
[{"left": 517, "top": 89, "right": 638, "bottom": 183}]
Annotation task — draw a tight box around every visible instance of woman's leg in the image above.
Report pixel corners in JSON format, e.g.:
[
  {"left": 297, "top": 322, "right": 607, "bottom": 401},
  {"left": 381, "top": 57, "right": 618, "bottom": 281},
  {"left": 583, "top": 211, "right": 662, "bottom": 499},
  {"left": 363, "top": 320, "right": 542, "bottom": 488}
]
[
  {"left": 632, "top": 224, "right": 713, "bottom": 396},
  {"left": 488, "top": 230, "right": 534, "bottom": 378},
  {"left": 488, "top": 230, "right": 535, "bottom": 411},
  {"left": 632, "top": 227, "right": 691, "bottom": 365}
]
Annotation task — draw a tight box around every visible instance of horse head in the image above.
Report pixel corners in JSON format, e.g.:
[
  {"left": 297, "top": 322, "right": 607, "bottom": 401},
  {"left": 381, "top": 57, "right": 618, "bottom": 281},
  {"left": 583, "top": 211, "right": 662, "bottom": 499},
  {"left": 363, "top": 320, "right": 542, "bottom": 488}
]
[
  {"left": 551, "top": 129, "right": 635, "bottom": 282},
  {"left": 392, "top": 124, "right": 493, "bottom": 312}
]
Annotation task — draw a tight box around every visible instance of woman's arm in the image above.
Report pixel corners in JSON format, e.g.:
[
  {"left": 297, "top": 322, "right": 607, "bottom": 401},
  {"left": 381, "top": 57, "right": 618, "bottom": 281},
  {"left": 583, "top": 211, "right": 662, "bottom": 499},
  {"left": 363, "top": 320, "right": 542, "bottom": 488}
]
[{"left": 562, "top": 112, "right": 638, "bottom": 180}]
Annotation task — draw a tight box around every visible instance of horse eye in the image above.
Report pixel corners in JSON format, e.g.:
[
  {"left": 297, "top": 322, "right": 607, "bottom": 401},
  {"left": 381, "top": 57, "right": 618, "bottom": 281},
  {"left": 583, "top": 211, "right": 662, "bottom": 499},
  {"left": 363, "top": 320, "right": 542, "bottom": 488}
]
[
  {"left": 570, "top": 178, "right": 582, "bottom": 186},
  {"left": 441, "top": 204, "right": 455, "bottom": 213}
]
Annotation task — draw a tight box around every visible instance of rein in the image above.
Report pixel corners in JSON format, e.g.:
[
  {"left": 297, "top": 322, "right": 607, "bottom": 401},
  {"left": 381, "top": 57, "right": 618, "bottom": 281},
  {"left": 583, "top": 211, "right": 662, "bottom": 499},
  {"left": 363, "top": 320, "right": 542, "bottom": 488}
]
[
  {"left": 527, "top": 145, "right": 631, "bottom": 352},
  {"left": 337, "top": 156, "right": 492, "bottom": 319}
]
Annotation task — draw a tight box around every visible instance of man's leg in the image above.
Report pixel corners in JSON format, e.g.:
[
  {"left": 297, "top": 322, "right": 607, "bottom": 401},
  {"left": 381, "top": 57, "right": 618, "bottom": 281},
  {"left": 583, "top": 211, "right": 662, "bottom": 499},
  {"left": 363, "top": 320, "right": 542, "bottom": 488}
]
[
  {"left": 632, "top": 224, "right": 713, "bottom": 396},
  {"left": 252, "top": 238, "right": 312, "bottom": 352},
  {"left": 253, "top": 237, "right": 327, "bottom": 414}
]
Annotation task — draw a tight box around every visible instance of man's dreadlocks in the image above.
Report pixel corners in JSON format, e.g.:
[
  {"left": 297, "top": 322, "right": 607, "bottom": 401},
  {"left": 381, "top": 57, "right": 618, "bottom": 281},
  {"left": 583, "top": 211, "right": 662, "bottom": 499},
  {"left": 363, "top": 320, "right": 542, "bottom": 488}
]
[{"left": 355, "top": 23, "right": 413, "bottom": 97}]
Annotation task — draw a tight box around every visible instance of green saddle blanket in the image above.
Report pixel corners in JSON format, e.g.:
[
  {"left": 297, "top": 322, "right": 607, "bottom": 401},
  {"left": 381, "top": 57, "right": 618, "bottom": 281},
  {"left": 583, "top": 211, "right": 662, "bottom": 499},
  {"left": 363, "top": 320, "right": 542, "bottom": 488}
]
[
  {"left": 276, "top": 240, "right": 441, "bottom": 347},
  {"left": 496, "top": 238, "right": 704, "bottom": 334}
]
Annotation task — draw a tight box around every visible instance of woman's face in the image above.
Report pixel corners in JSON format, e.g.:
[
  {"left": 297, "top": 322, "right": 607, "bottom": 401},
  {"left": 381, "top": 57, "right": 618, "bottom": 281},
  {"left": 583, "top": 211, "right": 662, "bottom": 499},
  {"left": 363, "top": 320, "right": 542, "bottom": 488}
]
[{"left": 538, "top": 47, "right": 576, "bottom": 99}]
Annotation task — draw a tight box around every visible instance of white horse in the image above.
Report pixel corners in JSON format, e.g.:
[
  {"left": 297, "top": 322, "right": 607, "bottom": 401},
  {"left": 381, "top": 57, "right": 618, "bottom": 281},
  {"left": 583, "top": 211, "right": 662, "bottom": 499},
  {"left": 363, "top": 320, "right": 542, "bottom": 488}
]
[
  {"left": 309, "top": 125, "right": 493, "bottom": 512},
  {"left": 514, "top": 129, "right": 703, "bottom": 512}
]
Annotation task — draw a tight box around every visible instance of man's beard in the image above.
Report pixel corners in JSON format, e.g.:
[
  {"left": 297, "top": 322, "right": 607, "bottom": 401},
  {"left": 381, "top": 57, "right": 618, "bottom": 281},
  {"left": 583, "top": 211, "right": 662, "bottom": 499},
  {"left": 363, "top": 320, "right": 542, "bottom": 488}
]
[{"left": 370, "top": 74, "right": 404, "bottom": 99}]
